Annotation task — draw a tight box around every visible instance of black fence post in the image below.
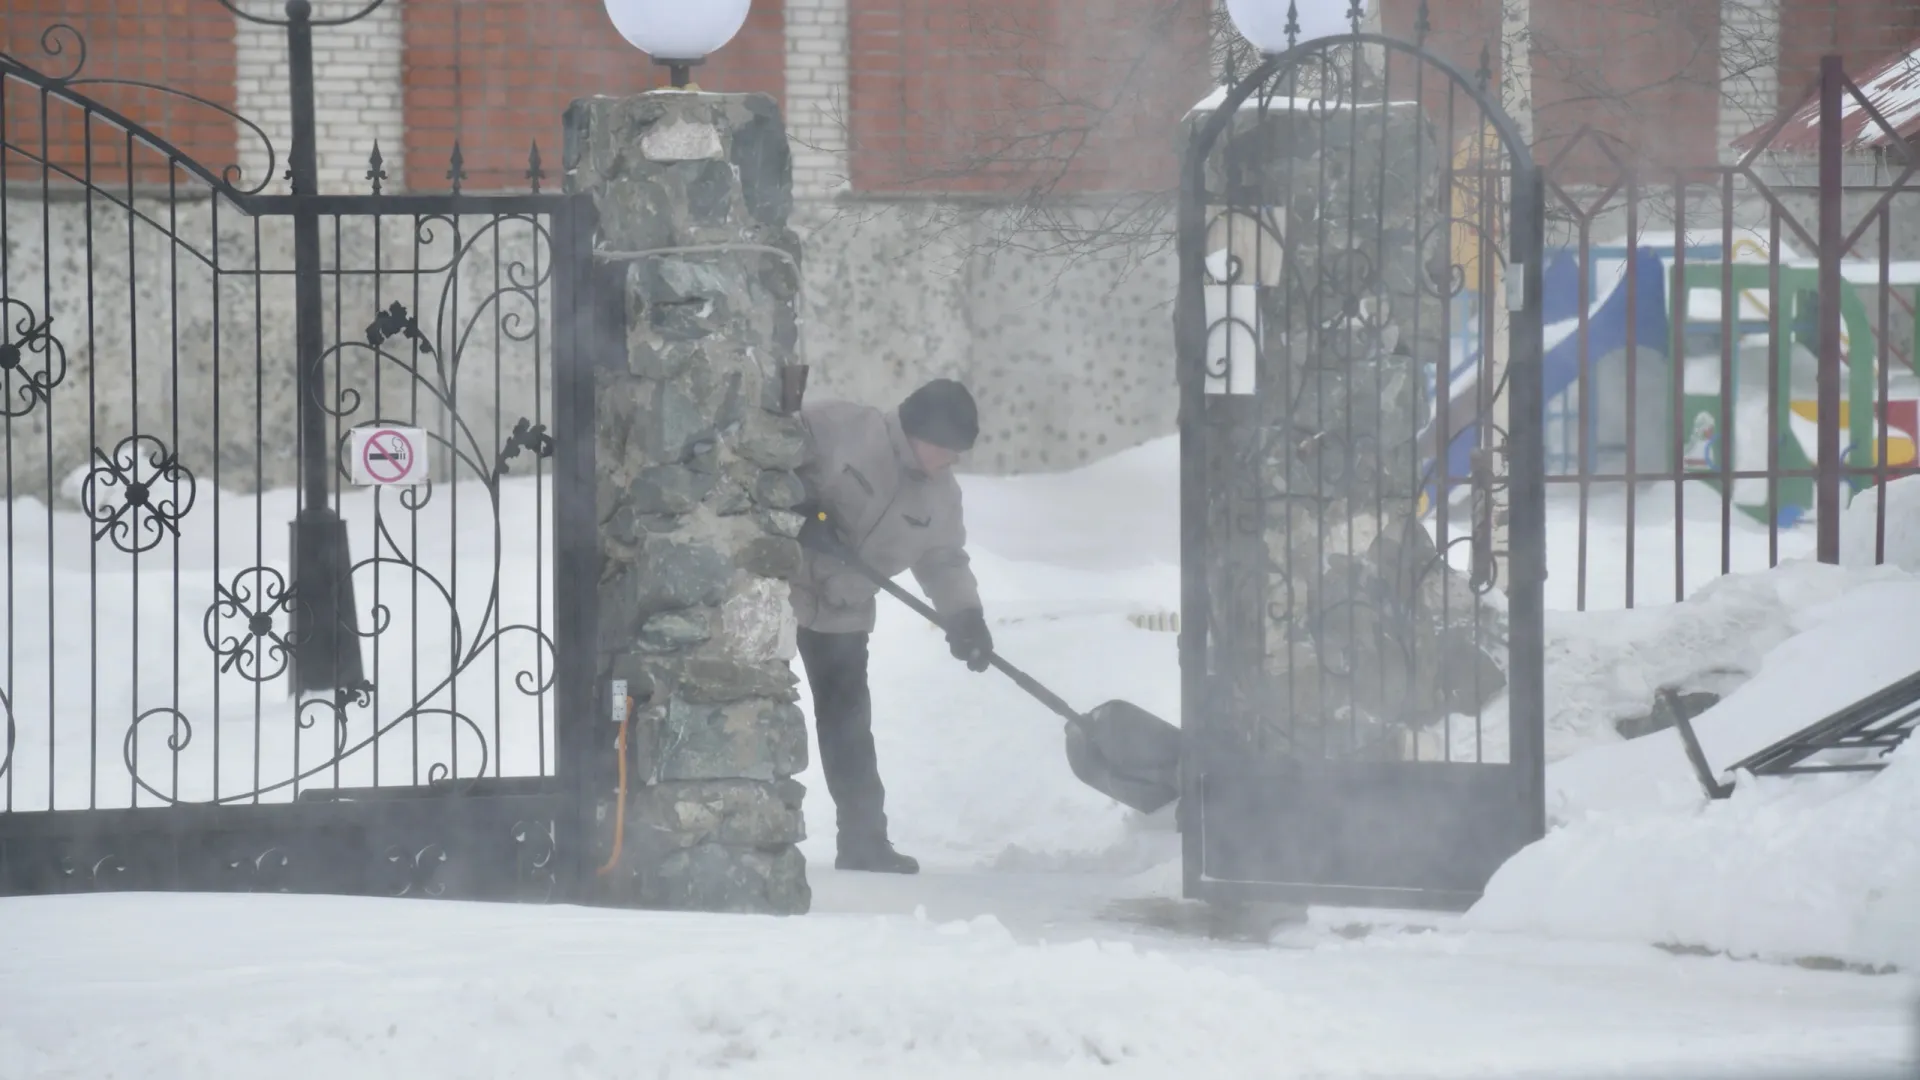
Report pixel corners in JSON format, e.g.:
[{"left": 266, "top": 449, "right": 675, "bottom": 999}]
[
  {"left": 1816, "top": 53, "right": 1844, "bottom": 564},
  {"left": 549, "top": 193, "right": 604, "bottom": 900},
  {"left": 1507, "top": 165, "right": 1549, "bottom": 843},
  {"left": 286, "top": 0, "right": 365, "bottom": 693}
]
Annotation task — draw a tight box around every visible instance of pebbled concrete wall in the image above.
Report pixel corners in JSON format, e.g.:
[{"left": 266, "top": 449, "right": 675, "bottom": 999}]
[
  {"left": 1, "top": 188, "right": 1180, "bottom": 509},
  {"left": 794, "top": 200, "right": 1181, "bottom": 475},
  {"left": 18, "top": 174, "right": 1920, "bottom": 500},
  {"left": 1, "top": 193, "right": 551, "bottom": 503}
]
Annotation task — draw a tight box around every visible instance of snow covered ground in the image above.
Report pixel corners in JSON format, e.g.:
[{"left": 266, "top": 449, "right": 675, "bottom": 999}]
[
  {"left": 2, "top": 889, "right": 1913, "bottom": 1079},
  {"left": 3, "top": 437, "right": 1919, "bottom": 1077}
]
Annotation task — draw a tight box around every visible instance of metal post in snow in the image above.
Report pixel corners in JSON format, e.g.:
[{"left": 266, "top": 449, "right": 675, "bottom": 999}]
[
  {"left": 1816, "top": 53, "right": 1844, "bottom": 564},
  {"left": 286, "top": 0, "right": 365, "bottom": 693}
]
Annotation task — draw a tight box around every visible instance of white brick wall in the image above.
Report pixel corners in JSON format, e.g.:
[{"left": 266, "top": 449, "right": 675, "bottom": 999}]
[
  {"left": 785, "top": 0, "right": 850, "bottom": 200},
  {"left": 234, "top": 0, "right": 408, "bottom": 195},
  {"left": 1719, "top": 0, "right": 1780, "bottom": 161}
]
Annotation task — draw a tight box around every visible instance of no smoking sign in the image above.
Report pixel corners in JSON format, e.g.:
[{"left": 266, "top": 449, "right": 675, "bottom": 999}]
[{"left": 347, "top": 426, "right": 427, "bottom": 486}]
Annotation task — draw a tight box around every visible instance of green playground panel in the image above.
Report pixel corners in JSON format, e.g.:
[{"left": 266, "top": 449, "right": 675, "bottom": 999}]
[{"left": 1671, "top": 263, "right": 1907, "bottom": 526}]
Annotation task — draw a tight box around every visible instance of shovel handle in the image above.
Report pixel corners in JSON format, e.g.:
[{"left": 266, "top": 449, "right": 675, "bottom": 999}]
[
  {"left": 812, "top": 532, "right": 1088, "bottom": 727},
  {"left": 873, "top": 575, "right": 1087, "bottom": 727}
]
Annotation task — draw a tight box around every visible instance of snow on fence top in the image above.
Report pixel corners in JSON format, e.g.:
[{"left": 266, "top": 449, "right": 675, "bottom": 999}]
[{"left": 1185, "top": 85, "right": 1417, "bottom": 120}]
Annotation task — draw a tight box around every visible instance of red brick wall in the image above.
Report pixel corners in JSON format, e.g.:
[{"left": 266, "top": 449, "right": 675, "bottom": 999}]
[
  {"left": 1381, "top": 0, "right": 1722, "bottom": 175},
  {"left": 1378, "top": 0, "right": 1502, "bottom": 136},
  {"left": 401, "top": 0, "right": 787, "bottom": 192},
  {"left": 3, "top": 1, "right": 237, "bottom": 187},
  {"left": 13, "top": 1, "right": 1920, "bottom": 198},
  {"left": 1380, "top": 0, "right": 1502, "bottom": 81},
  {"left": 842, "top": 0, "right": 1729, "bottom": 198},
  {"left": 1778, "top": 0, "right": 1920, "bottom": 107},
  {"left": 847, "top": 0, "right": 1212, "bottom": 195},
  {"left": 1531, "top": 0, "right": 1723, "bottom": 172}
]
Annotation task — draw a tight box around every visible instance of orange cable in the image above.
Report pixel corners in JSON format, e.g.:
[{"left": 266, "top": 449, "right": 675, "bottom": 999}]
[{"left": 595, "top": 696, "right": 633, "bottom": 878}]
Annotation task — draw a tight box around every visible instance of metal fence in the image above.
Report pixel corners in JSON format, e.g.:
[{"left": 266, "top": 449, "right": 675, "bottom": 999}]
[
  {"left": 0, "top": 3, "right": 600, "bottom": 899},
  {"left": 1528, "top": 55, "right": 1920, "bottom": 612},
  {"left": 1171, "top": 27, "right": 1920, "bottom": 910}
]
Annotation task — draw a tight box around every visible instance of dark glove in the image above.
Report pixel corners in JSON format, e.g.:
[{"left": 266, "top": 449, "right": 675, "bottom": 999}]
[
  {"left": 945, "top": 608, "right": 993, "bottom": 673},
  {"left": 795, "top": 503, "right": 841, "bottom": 556}
]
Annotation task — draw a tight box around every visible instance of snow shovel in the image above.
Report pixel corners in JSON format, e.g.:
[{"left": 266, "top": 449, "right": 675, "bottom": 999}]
[{"left": 801, "top": 522, "right": 1183, "bottom": 814}]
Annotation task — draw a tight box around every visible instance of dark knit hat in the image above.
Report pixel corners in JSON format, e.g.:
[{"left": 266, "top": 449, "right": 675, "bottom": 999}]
[{"left": 898, "top": 379, "right": 979, "bottom": 452}]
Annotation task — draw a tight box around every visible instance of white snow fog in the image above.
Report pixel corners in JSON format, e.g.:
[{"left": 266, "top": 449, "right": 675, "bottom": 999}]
[{"left": 4, "top": 0, "right": 1920, "bottom": 1076}]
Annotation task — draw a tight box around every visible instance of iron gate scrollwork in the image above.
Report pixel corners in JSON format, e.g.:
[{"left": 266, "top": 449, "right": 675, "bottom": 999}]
[
  {"left": 0, "top": 1, "right": 600, "bottom": 902},
  {"left": 1174, "top": 12, "right": 1546, "bottom": 910}
]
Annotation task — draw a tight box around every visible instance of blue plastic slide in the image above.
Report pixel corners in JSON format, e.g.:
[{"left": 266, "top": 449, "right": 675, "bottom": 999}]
[{"left": 1425, "top": 247, "right": 1671, "bottom": 504}]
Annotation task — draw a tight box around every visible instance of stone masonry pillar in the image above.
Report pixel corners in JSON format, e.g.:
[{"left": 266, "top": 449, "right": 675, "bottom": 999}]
[{"left": 565, "top": 91, "right": 812, "bottom": 915}]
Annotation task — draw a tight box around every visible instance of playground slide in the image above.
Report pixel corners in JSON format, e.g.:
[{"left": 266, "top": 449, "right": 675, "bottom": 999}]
[
  {"left": 1427, "top": 248, "right": 1670, "bottom": 501},
  {"left": 1424, "top": 235, "right": 1920, "bottom": 526}
]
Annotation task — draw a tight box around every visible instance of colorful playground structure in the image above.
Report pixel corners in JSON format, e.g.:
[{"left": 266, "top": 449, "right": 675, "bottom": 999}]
[{"left": 1428, "top": 231, "right": 1920, "bottom": 529}]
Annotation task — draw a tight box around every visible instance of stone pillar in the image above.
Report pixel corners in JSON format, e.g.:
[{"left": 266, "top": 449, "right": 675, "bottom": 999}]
[{"left": 565, "top": 91, "right": 811, "bottom": 915}]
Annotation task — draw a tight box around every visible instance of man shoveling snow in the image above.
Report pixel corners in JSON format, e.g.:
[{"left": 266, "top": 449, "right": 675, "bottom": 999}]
[{"left": 790, "top": 379, "right": 996, "bottom": 875}]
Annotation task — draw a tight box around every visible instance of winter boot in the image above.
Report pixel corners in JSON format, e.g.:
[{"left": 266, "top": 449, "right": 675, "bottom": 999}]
[{"left": 835, "top": 839, "right": 920, "bottom": 875}]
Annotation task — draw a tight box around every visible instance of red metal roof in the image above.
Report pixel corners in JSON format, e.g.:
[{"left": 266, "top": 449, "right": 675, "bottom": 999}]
[{"left": 1733, "top": 44, "right": 1920, "bottom": 154}]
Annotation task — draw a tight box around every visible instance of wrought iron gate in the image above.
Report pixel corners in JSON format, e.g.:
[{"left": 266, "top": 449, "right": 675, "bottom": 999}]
[
  {"left": 1174, "top": 23, "right": 1546, "bottom": 909},
  {"left": 0, "top": 5, "right": 599, "bottom": 900}
]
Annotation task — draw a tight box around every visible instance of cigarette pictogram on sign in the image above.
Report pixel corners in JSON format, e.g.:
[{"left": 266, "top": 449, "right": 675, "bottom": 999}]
[{"left": 348, "top": 426, "right": 427, "bottom": 486}]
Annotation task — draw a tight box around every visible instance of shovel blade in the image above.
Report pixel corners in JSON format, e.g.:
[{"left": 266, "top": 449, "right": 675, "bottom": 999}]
[{"left": 1063, "top": 699, "right": 1182, "bottom": 814}]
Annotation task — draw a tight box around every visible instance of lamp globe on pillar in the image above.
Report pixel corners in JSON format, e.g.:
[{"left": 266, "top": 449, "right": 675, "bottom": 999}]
[
  {"left": 602, "top": 0, "right": 752, "bottom": 89},
  {"left": 1225, "top": 0, "right": 1367, "bottom": 53}
]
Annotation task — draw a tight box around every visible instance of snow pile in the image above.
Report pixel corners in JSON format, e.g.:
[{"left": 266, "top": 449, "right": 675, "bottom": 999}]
[
  {"left": 1547, "top": 576, "right": 1920, "bottom": 817},
  {"left": 1472, "top": 743, "right": 1920, "bottom": 971},
  {"left": 1843, "top": 473, "right": 1920, "bottom": 572},
  {"left": 961, "top": 437, "right": 1178, "bottom": 572},
  {"left": 1470, "top": 578, "right": 1920, "bottom": 971},
  {"left": 1539, "top": 481, "right": 1819, "bottom": 612},
  {"left": 1537, "top": 559, "right": 1910, "bottom": 764}
]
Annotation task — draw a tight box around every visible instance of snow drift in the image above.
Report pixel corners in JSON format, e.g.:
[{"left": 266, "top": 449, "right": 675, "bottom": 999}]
[{"left": 1471, "top": 570, "right": 1920, "bottom": 971}]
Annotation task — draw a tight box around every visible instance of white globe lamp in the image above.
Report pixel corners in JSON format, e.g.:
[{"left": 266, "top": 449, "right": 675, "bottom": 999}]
[
  {"left": 602, "top": 0, "right": 753, "bottom": 88},
  {"left": 1226, "top": 0, "right": 1367, "bottom": 55}
]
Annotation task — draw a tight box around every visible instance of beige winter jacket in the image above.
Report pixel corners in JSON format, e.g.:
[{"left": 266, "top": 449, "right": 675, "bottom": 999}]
[{"left": 788, "top": 400, "right": 982, "bottom": 634}]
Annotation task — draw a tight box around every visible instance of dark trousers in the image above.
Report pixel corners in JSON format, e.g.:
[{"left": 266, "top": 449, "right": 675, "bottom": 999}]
[{"left": 795, "top": 627, "right": 890, "bottom": 849}]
